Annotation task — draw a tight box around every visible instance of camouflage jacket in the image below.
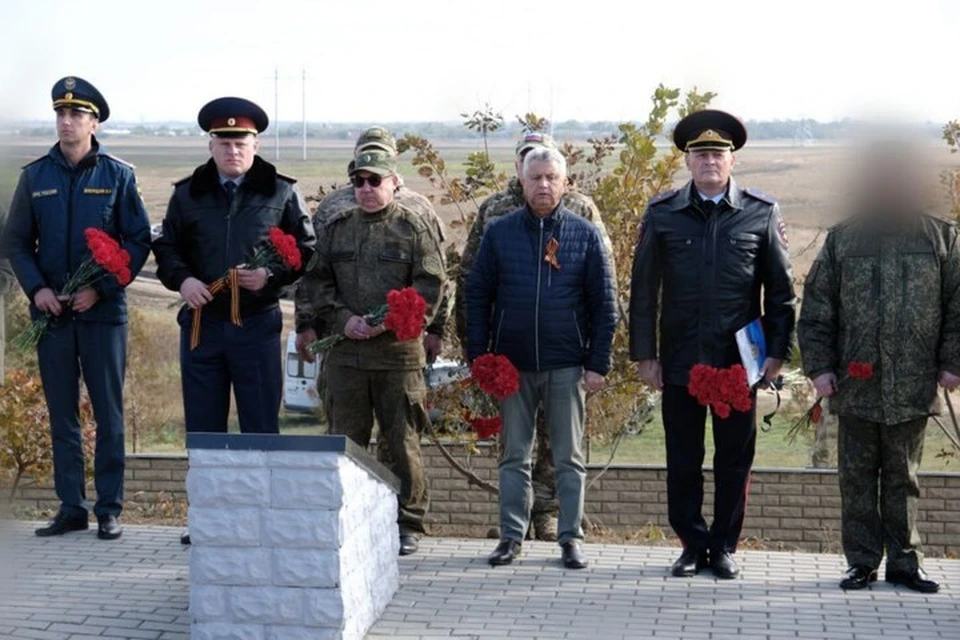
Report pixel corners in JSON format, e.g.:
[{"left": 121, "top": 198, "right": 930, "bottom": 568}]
[
  {"left": 297, "top": 201, "right": 446, "bottom": 370},
  {"left": 798, "top": 214, "right": 960, "bottom": 425},
  {"left": 303, "top": 184, "right": 449, "bottom": 336},
  {"left": 455, "top": 177, "right": 613, "bottom": 343}
]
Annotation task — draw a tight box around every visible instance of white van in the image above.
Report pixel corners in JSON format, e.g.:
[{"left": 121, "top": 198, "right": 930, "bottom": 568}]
[{"left": 283, "top": 332, "right": 322, "bottom": 413}]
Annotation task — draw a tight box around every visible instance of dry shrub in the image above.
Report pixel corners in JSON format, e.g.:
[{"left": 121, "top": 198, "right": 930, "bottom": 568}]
[{"left": 0, "top": 369, "right": 95, "bottom": 500}]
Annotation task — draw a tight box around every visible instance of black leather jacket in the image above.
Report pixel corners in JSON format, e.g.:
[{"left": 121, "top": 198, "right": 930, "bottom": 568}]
[
  {"left": 629, "top": 179, "right": 796, "bottom": 386},
  {"left": 153, "top": 156, "right": 315, "bottom": 319}
]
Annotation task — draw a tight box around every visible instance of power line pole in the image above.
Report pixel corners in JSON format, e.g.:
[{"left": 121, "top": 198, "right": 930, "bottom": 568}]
[
  {"left": 301, "top": 67, "right": 307, "bottom": 161},
  {"left": 274, "top": 67, "right": 280, "bottom": 161}
]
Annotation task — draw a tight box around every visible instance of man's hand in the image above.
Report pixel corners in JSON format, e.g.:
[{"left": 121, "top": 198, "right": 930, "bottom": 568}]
[
  {"left": 34, "top": 287, "right": 63, "bottom": 316},
  {"left": 939, "top": 370, "right": 960, "bottom": 391},
  {"left": 424, "top": 334, "right": 443, "bottom": 364},
  {"left": 583, "top": 371, "right": 606, "bottom": 393},
  {"left": 70, "top": 287, "right": 99, "bottom": 313},
  {"left": 180, "top": 277, "right": 213, "bottom": 310},
  {"left": 345, "top": 315, "right": 385, "bottom": 340},
  {"left": 236, "top": 267, "right": 269, "bottom": 292},
  {"left": 296, "top": 328, "right": 318, "bottom": 363},
  {"left": 812, "top": 372, "right": 838, "bottom": 398},
  {"left": 638, "top": 359, "right": 663, "bottom": 390},
  {"left": 759, "top": 357, "right": 784, "bottom": 385}
]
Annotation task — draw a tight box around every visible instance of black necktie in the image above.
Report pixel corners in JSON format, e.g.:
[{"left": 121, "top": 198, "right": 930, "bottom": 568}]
[
  {"left": 224, "top": 181, "right": 237, "bottom": 202},
  {"left": 701, "top": 199, "right": 716, "bottom": 215}
]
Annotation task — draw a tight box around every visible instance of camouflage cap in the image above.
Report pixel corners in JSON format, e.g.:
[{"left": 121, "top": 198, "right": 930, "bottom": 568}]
[
  {"left": 350, "top": 149, "right": 397, "bottom": 177},
  {"left": 516, "top": 132, "right": 557, "bottom": 157},
  {"left": 355, "top": 126, "right": 397, "bottom": 154}
]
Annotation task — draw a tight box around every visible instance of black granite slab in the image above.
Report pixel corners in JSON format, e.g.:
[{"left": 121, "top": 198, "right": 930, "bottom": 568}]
[{"left": 186, "top": 433, "right": 400, "bottom": 494}]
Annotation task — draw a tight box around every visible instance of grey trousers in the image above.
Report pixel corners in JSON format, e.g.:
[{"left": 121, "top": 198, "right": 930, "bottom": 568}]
[{"left": 499, "top": 366, "right": 586, "bottom": 545}]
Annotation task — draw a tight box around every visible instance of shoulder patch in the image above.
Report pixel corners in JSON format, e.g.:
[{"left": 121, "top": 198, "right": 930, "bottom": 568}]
[
  {"left": 648, "top": 189, "right": 679, "bottom": 206},
  {"left": 103, "top": 153, "right": 136, "bottom": 170},
  {"left": 276, "top": 172, "right": 297, "bottom": 184},
  {"left": 744, "top": 187, "right": 777, "bottom": 205}
]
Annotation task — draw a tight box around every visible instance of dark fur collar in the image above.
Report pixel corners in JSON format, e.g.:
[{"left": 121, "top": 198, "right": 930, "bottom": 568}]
[{"left": 188, "top": 155, "right": 279, "bottom": 198}]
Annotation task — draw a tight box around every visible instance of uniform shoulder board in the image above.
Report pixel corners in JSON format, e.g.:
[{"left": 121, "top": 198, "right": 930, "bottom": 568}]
[
  {"left": 323, "top": 206, "right": 356, "bottom": 227},
  {"left": 21, "top": 156, "right": 46, "bottom": 170},
  {"left": 744, "top": 187, "right": 777, "bottom": 205},
  {"left": 648, "top": 189, "right": 679, "bottom": 206},
  {"left": 395, "top": 203, "right": 428, "bottom": 233},
  {"left": 103, "top": 153, "right": 136, "bottom": 170},
  {"left": 276, "top": 172, "right": 297, "bottom": 184}
]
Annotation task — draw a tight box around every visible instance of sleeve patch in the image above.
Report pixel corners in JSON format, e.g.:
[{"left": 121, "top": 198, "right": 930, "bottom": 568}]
[{"left": 777, "top": 219, "right": 789, "bottom": 248}]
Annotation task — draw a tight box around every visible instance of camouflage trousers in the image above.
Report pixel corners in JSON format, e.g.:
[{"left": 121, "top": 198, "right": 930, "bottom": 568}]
[
  {"left": 837, "top": 415, "right": 926, "bottom": 573},
  {"left": 325, "top": 364, "right": 430, "bottom": 536}
]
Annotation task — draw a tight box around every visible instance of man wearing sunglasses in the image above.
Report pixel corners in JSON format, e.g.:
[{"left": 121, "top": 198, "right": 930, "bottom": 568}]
[
  {"left": 455, "top": 132, "right": 613, "bottom": 543},
  {"left": 295, "top": 127, "right": 449, "bottom": 365},
  {"left": 298, "top": 150, "right": 446, "bottom": 557}
]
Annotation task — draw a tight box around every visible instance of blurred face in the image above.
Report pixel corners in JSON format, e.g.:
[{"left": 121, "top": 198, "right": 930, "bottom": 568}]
[
  {"left": 352, "top": 171, "right": 398, "bottom": 212},
  {"left": 686, "top": 148, "right": 735, "bottom": 195},
  {"left": 522, "top": 159, "right": 566, "bottom": 216},
  {"left": 209, "top": 134, "right": 259, "bottom": 178},
  {"left": 56, "top": 108, "right": 98, "bottom": 146}
]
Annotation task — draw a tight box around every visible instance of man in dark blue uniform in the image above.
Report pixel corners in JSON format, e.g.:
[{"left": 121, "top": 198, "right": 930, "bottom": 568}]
[
  {"left": 2, "top": 76, "right": 151, "bottom": 540},
  {"left": 153, "top": 97, "right": 314, "bottom": 437},
  {"left": 629, "top": 110, "right": 796, "bottom": 579}
]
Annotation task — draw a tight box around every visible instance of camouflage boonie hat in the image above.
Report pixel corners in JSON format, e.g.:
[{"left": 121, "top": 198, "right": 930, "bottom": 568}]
[
  {"left": 350, "top": 149, "right": 397, "bottom": 177},
  {"left": 355, "top": 126, "right": 397, "bottom": 154},
  {"left": 516, "top": 132, "right": 557, "bottom": 157}
]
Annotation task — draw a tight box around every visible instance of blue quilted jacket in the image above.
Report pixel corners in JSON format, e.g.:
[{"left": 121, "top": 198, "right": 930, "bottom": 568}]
[{"left": 466, "top": 205, "right": 617, "bottom": 375}]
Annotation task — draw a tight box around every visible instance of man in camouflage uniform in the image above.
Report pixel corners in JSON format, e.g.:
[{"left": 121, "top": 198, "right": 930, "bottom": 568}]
[
  {"left": 297, "top": 150, "right": 446, "bottom": 557},
  {"left": 295, "top": 126, "right": 449, "bottom": 363},
  {"left": 799, "top": 150, "right": 957, "bottom": 593},
  {"left": 456, "top": 132, "right": 614, "bottom": 542}
]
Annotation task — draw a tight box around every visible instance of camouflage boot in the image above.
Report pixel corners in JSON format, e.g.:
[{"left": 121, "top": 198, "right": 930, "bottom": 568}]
[{"left": 531, "top": 410, "right": 558, "bottom": 542}]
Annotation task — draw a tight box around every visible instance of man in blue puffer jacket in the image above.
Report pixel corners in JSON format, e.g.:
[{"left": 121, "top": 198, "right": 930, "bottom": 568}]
[{"left": 466, "top": 147, "right": 617, "bottom": 569}]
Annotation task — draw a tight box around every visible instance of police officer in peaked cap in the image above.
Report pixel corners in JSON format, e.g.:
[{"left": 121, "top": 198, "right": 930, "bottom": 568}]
[{"left": 629, "top": 109, "right": 796, "bottom": 579}]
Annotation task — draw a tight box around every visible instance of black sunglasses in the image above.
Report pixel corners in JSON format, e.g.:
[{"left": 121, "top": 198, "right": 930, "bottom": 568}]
[{"left": 351, "top": 174, "right": 383, "bottom": 188}]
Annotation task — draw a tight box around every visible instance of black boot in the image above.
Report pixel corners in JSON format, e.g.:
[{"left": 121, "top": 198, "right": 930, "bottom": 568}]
[
  {"left": 671, "top": 548, "right": 708, "bottom": 577},
  {"left": 97, "top": 515, "right": 123, "bottom": 540},
  {"left": 839, "top": 565, "right": 878, "bottom": 590},
  {"left": 488, "top": 539, "right": 522, "bottom": 566},
  {"left": 885, "top": 567, "right": 940, "bottom": 593},
  {"left": 35, "top": 513, "right": 88, "bottom": 537}
]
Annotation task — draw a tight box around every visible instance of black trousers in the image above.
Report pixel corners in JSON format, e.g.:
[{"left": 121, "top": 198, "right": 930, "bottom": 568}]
[
  {"left": 662, "top": 384, "right": 757, "bottom": 554},
  {"left": 179, "top": 306, "right": 282, "bottom": 434}
]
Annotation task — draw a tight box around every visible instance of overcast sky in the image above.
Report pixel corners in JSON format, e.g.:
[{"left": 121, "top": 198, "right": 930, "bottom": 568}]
[{"left": 3, "top": 0, "right": 958, "bottom": 124}]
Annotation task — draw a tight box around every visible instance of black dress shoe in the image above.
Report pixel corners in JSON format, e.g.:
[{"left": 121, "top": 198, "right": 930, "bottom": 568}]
[
  {"left": 840, "top": 565, "right": 878, "bottom": 590},
  {"left": 561, "top": 541, "right": 588, "bottom": 569},
  {"left": 885, "top": 567, "right": 940, "bottom": 593},
  {"left": 671, "top": 548, "right": 708, "bottom": 577},
  {"left": 710, "top": 551, "right": 740, "bottom": 579},
  {"left": 97, "top": 515, "right": 122, "bottom": 540},
  {"left": 399, "top": 535, "right": 419, "bottom": 556},
  {"left": 180, "top": 531, "right": 191, "bottom": 545},
  {"left": 35, "top": 513, "right": 88, "bottom": 537},
  {"left": 488, "top": 539, "right": 522, "bottom": 566}
]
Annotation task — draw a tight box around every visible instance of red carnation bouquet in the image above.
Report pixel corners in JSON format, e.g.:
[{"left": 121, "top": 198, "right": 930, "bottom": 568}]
[
  {"left": 687, "top": 363, "right": 753, "bottom": 419},
  {"left": 786, "top": 361, "right": 874, "bottom": 443},
  {"left": 14, "top": 228, "right": 132, "bottom": 349},
  {"left": 188, "top": 226, "right": 302, "bottom": 350},
  {"left": 457, "top": 353, "right": 521, "bottom": 440},
  {"left": 309, "top": 286, "right": 428, "bottom": 353}
]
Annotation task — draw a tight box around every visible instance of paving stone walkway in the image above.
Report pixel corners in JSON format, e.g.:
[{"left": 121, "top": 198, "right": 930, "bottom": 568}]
[{"left": 1, "top": 522, "right": 957, "bottom": 639}]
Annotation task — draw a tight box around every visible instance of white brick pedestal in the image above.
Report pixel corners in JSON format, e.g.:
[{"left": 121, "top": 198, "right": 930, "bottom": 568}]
[{"left": 186, "top": 434, "right": 400, "bottom": 640}]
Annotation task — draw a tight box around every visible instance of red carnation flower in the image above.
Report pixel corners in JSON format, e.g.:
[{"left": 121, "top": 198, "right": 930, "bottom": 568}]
[
  {"left": 847, "top": 362, "right": 874, "bottom": 380},
  {"left": 268, "top": 227, "right": 302, "bottom": 271},
  {"left": 383, "top": 287, "right": 428, "bottom": 342},
  {"left": 471, "top": 354, "right": 520, "bottom": 400},
  {"left": 469, "top": 415, "right": 503, "bottom": 440},
  {"left": 687, "top": 363, "right": 753, "bottom": 417}
]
